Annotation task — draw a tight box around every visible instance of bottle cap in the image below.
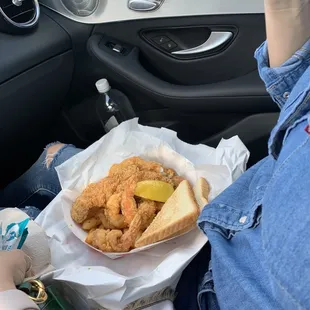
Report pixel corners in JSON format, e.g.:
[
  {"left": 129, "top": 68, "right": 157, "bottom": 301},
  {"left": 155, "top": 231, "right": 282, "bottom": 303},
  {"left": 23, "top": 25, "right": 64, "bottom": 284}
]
[{"left": 95, "top": 78, "right": 111, "bottom": 93}]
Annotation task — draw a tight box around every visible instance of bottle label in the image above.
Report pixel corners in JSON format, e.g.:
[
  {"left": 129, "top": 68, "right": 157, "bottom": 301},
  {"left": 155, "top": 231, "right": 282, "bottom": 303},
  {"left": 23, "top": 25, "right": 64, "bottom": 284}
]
[{"left": 104, "top": 116, "right": 119, "bottom": 132}]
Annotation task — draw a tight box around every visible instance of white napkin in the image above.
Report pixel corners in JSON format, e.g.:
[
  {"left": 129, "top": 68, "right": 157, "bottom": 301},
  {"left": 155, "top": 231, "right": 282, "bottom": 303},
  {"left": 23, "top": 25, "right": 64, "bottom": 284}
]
[{"left": 0, "top": 208, "right": 54, "bottom": 278}]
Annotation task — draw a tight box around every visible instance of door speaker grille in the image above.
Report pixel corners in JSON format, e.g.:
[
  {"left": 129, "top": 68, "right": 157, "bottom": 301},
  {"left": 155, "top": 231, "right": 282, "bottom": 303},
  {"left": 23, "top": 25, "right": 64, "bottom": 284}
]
[{"left": 61, "top": 0, "right": 98, "bottom": 17}]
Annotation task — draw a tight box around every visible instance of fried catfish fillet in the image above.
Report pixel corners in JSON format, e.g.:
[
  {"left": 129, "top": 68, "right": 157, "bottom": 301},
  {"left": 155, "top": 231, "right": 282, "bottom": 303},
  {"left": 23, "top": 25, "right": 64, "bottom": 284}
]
[{"left": 71, "top": 177, "right": 119, "bottom": 224}]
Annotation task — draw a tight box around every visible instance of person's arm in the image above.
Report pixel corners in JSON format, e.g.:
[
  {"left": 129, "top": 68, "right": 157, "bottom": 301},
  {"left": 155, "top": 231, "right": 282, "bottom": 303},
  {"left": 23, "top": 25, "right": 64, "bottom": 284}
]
[
  {"left": 265, "top": 0, "right": 310, "bottom": 67},
  {"left": 0, "top": 250, "right": 38, "bottom": 310}
]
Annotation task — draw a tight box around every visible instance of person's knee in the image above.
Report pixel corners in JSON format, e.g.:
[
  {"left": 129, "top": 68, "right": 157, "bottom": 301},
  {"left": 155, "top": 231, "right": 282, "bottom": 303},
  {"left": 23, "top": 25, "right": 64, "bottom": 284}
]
[{"left": 45, "top": 143, "right": 65, "bottom": 168}]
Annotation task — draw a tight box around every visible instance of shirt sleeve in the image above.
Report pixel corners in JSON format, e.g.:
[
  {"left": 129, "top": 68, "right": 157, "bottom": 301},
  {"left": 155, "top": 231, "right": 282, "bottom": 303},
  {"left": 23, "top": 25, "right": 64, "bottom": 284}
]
[
  {"left": 255, "top": 39, "right": 310, "bottom": 109},
  {"left": 0, "top": 289, "right": 39, "bottom": 310}
]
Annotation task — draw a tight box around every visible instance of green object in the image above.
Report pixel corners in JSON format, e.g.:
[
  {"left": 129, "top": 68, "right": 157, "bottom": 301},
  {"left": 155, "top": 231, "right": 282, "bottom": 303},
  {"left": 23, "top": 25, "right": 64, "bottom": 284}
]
[
  {"left": 39, "top": 285, "right": 74, "bottom": 310},
  {"left": 18, "top": 280, "right": 75, "bottom": 310}
]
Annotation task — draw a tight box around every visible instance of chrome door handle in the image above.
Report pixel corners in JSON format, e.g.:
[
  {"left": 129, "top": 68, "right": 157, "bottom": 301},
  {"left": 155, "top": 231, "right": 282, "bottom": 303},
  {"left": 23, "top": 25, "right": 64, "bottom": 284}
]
[
  {"left": 128, "top": 0, "right": 164, "bottom": 12},
  {"left": 172, "top": 31, "right": 233, "bottom": 55}
]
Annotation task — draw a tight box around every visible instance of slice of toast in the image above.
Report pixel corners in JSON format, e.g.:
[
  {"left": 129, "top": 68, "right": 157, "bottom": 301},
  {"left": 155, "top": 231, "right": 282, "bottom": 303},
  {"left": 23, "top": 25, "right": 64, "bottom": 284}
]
[
  {"left": 167, "top": 223, "right": 197, "bottom": 240},
  {"left": 193, "top": 177, "right": 210, "bottom": 210},
  {"left": 135, "top": 180, "right": 200, "bottom": 248}
]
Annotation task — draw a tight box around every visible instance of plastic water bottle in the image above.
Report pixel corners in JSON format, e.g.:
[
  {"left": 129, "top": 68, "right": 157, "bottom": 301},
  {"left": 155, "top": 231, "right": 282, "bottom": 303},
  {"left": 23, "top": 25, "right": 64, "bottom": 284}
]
[{"left": 95, "top": 78, "right": 127, "bottom": 133}]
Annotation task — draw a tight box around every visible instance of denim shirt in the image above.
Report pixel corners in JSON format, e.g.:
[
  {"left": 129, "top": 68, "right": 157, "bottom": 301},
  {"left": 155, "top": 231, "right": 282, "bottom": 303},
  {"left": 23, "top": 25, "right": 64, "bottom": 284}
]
[{"left": 198, "top": 39, "right": 310, "bottom": 310}]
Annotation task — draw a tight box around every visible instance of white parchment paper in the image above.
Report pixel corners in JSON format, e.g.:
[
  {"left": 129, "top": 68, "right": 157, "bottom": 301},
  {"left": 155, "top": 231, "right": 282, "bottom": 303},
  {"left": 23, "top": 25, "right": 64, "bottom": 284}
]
[{"left": 36, "top": 119, "right": 249, "bottom": 309}]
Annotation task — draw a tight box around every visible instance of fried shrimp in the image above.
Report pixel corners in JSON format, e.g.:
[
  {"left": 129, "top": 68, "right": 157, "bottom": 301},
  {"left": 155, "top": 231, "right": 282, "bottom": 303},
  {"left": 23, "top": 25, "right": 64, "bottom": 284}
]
[
  {"left": 97, "top": 211, "right": 116, "bottom": 230},
  {"left": 138, "top": 200, "right": 156, "bottom": 231},
  {"left": 105, "top": 193, "right": 126, "bottom": 229},
  {"left": 72, "top": 156, "right": 189, "bottom": 253},
  {"left": 107, "top": 214, "right": 142, "bottom": 252},
  {"left": 121, "top": 176, "right": 138, "bottom": 225},
  {"left": 87, "top": 228, "right": 114, "bottom": 252},
  {"left": 82, "top": 217, "right": 102, "bottom": 231},
  {"left": 85, "top": 228, "right": 96, "bottom": 245},
  {"left": 97, "top": 177, "right": 120, "bottom": 201}
]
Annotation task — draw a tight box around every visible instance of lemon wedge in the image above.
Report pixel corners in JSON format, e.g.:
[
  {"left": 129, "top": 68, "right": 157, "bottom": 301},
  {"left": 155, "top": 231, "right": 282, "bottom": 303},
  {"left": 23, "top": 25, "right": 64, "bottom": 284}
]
[{"left": 134, "top": 180, "right": 174, "bottom": 202}]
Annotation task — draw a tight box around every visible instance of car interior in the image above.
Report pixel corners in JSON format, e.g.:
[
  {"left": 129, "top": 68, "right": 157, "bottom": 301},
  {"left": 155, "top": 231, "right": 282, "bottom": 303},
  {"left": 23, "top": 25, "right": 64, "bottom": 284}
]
[{"left": 0, "top": 0, "right": 279, "bottom": 189}]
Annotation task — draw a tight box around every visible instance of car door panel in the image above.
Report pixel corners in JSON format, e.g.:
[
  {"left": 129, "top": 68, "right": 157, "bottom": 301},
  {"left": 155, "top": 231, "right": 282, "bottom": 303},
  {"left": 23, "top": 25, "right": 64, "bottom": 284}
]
[
  {"left": 0, "top": 13, "right": 71, "bottom": 84},
  {"left": 0, "top": 11, "right": 74, "bottom": 150},
  {"left": 0, "top": 51, "right": 73, "bottom": 138},
  {"left": 0, "top": 10, "right": 77, "bottom": 185}
]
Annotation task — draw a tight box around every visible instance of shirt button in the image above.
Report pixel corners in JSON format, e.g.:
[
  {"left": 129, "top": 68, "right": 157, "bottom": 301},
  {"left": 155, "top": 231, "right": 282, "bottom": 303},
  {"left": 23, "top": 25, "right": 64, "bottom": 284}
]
[
  {"left": 283, "top": 92, "right": 290, "bottom": 99},
  {"left": 239, "top": 216, "right": 247, "bottom": 224}
]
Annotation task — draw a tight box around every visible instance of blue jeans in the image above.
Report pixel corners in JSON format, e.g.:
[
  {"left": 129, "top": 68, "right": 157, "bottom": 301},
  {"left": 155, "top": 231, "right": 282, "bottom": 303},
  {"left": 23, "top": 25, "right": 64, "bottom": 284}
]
[{"left": 0, "top": 143, "right": 82, "bottom": 217}]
